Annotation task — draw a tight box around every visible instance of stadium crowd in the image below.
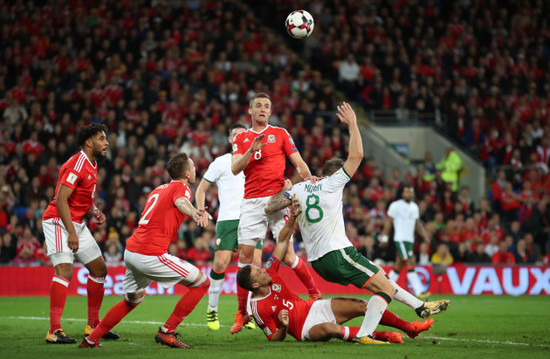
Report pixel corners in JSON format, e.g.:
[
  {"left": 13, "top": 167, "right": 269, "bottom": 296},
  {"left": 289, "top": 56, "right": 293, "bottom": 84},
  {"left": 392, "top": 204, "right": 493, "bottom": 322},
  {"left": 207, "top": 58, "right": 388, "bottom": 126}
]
[{"left": 0, "top": 0, "right": 549, "bottom": 269}]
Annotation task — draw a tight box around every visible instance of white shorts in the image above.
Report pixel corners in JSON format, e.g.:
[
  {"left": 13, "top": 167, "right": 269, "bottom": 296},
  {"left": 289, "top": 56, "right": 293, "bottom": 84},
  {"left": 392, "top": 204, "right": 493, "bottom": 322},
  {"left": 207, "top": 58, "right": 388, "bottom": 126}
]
[
  {"left": 238, "top": 196, "right": 292, "bottom": 246},
  {"left": 301, "top": 299, "right": 336, "bottom": 341},
  {"left": 42, "top": 218, "right": 102, "bottom": 266},
  {"left": 123, "top": 250, "right": 201, "bottom": 293}
]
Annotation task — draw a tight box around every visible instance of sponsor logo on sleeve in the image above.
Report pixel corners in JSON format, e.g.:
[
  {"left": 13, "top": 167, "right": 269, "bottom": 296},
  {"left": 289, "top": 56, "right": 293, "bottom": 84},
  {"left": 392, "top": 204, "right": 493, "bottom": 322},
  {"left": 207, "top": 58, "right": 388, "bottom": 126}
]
[{"left": 67, "top": 172, "right": 78, "bottom": 184}]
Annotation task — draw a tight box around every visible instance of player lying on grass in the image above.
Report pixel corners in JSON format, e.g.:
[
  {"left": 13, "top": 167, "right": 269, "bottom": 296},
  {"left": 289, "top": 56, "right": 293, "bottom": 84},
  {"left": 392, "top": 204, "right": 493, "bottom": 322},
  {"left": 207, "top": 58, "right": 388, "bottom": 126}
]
[{"left": 237, "top": 196, "right": 434, "bottom": 344}]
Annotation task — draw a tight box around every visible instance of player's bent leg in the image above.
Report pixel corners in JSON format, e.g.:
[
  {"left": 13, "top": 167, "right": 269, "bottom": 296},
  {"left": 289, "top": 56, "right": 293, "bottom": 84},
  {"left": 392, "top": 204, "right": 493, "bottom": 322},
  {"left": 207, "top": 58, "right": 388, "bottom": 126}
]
[
  {"left": 331, "top": 297, "right": 367, "bottom": 324},
  {"left": 157, "top": 274, "right": 209, "bottom": 348},
  {"left": 81, "top": 291, "right": 145, "bottom": 348},
  {"left": 307, "top": 323, "right": 344, "bottom": 341},
  {"left": 82, "top": 256, "right": 120, "bottom": 339}
]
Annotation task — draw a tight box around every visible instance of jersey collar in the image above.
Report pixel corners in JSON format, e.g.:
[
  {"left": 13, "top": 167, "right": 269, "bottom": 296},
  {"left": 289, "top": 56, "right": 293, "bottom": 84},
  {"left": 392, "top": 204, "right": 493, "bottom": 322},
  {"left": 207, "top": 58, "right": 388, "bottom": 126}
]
[
  {"left": 250, "top": 125, "right": 271, "bottom": 135},
  {"left": 80, "top": 150, "right": 97, "bottom": 169}
]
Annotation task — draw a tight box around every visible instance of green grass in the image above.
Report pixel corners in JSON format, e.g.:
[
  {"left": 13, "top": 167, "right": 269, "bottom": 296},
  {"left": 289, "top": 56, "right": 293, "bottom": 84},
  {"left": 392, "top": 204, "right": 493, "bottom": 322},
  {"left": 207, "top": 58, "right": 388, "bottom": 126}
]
[{"left": 0, "top": 295, "right": 549, "bottom": 358}]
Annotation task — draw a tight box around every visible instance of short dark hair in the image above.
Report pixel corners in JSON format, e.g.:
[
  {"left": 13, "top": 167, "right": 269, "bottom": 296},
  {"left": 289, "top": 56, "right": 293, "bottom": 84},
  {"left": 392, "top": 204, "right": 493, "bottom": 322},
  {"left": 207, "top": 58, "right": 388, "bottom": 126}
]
[
  {"left": 249, "top": 92, "right": 271, "bottom": 108},
  {"left": 321, "top": 158, "right": 345, "bottom": 176},
  {"left": 166, "top": 153, "right": 190, "bottom": 180},
  {"left": 75, "top": 124, "right": 108, "bottom": 148},
  {"left": 236, "top": 265, "right": 254, "bottom": 291},
  {"left": 228, "top": 123, "right": 246, "bottom": 136}
]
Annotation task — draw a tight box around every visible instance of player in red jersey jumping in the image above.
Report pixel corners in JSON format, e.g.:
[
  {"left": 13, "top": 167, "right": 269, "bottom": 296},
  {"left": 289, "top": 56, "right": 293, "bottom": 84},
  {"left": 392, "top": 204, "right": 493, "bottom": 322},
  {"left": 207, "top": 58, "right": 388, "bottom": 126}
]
[
  {"left": 79, "top": 153, "right": 210, "bottom": 349},
  {"left": 237, "top": 197, "right": 434, "bottom": 344},
  {"left": 42, "top": 124, "right": 118, "bottom": 344},
  {"left": 230, "top": 92, "right": 321, "bottom": 333}
]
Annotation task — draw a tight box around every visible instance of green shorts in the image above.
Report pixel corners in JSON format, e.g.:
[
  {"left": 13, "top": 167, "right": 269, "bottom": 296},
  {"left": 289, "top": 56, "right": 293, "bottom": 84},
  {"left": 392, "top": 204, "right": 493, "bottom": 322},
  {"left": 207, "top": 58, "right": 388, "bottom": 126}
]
[
  {"left": 215, "top": 220, "right": 262, "bottom": 251},
  {"left": 311, "top": 246, "right": 380, "bottom": 289},
  {"left": 394, "top": 240, "right": 414, "bottom": 260}
]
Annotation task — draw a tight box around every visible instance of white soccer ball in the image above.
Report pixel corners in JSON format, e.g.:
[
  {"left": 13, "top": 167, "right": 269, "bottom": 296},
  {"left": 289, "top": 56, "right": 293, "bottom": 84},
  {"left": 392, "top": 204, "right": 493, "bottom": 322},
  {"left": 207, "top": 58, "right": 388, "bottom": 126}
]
[{"left": 285, "top": 10, "right": 315, "bottom": 39}]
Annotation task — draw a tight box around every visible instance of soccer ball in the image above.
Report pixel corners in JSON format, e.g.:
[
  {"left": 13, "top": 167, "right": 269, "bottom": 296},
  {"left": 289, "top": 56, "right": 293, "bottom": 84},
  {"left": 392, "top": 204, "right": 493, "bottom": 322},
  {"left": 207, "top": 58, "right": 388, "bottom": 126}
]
[{"left": 285, "top": 10, "right": 314, "bottom": 39}]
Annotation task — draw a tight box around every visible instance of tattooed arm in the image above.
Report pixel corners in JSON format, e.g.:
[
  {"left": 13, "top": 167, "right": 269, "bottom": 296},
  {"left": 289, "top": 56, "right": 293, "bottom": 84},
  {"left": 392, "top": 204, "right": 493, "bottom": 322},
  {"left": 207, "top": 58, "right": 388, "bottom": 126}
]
[{"left": 265, "top": 179, "right": 293, "bottom": 215}]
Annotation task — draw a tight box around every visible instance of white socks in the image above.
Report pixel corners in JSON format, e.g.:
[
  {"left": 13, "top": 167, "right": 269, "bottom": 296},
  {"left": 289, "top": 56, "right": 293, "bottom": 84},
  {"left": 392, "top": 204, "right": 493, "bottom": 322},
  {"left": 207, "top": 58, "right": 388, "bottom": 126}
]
[{"left": 357, "top": 295, "right": 388, "bottom": 337}]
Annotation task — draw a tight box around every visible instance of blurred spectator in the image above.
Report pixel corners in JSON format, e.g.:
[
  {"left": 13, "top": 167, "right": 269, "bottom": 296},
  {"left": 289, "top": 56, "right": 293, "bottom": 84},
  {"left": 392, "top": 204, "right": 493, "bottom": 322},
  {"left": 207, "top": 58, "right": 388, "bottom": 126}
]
[
  {"left": 12, "top": 225, "right": 41, "bottom": 266},
  {"left": 104, "top": 241, "right": 123, "bottom": 267},
  {"left": 465, "top": 243, "right": 491, "bottom": 264},
  {"left": 0, "top": 233, "right": 17, "bottom": 263},
  {"left": 186, "top": 236, "right": 212, "bottom": 266},
  {"left": 436, "top": 147, "right": 463, "bottom": 192},
  {"left": 513, "top": 239, "right": 534, "bottom": 265},
  {"left": 416, "top": 242, "right": 431, "bottom": 266},
  {"left": 431, "top": 243, "right": 454, "bottom": 267},
  {"left": 492, "top": 241, "right": 516, "bottom": 265}
]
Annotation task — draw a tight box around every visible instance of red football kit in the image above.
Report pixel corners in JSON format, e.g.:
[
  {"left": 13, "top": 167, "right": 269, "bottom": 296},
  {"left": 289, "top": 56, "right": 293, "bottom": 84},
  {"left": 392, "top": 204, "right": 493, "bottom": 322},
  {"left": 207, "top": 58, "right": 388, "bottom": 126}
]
[
  {"left": 126, "top": 181, "right": 192, "bottom": 256},
  {"left": 250, "top": 256, "right": 313, "bottom": 341},
  {"left": 232, "top": 125, "right": 298, "bottom": 199},
  {"left": 43, "top": 151, "right": 97, "bottom": 223}
]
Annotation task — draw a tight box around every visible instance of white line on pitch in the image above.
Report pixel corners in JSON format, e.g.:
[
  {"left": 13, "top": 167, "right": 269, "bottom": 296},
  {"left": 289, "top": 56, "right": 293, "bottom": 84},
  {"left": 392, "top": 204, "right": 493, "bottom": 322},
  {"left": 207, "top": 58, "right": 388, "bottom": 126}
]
[
  {"left": 4, "top": 316, "right": 548, "bottom": 347},
  {"left": 423, "top": 335, "right": 548, "bottom": 348},
  {"left": 2, "top": 316, "right": 228, "bottom": 328}
]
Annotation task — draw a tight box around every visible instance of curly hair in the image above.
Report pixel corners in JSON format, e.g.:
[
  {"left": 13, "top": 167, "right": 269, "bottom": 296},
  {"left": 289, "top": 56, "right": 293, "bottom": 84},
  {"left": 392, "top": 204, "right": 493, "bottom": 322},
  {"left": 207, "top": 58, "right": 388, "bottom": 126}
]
[{"left": 75, "top": 124, "right": 108, "bottom": 149}]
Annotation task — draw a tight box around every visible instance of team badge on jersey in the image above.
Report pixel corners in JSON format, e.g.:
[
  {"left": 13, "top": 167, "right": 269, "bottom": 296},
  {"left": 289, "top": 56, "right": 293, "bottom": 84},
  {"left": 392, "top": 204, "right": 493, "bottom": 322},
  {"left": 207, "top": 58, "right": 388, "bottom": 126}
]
[
  {"left": 216, "top": 238, "right": 221, "bottom": 246},
  {"left": 272, "top": 283, "right": 281, "bottom": 292},
  {"left": 268, "top": 134, "right": 276, "bottom": 143}
]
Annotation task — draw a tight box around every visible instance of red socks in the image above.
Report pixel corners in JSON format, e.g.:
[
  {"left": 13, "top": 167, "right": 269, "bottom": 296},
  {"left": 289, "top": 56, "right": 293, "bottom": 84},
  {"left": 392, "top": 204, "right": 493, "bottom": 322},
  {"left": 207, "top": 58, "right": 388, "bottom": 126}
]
[
  {"left": 237, "top": 282, "right": 249, "bottom": 314},
  {"left": 87, "top": 299, "right": 141, "bottom": 344},
  {"left": 341, "top": 326, "right": 360, "bottom": 341},
  {"left": 87, "top": 275, "right": 105, "bottom": 328},
  {"left": 163, "top": 279, "right": 209, "bottom": 332},
  {"left": 379, "top": 309, "right": 409, "bottom": 332},
  {"left": 49, "top": 276, "right": 69, "bottom": 333},
  {"left": 292, "top": 258, "right": 319, "bottom": 295}
]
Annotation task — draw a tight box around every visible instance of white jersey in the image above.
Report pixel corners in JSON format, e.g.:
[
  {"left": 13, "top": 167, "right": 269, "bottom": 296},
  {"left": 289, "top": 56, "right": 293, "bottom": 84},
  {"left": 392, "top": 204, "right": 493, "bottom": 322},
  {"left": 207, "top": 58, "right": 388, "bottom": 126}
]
[
  {"left": 387, "top": 199, "right": 419, "bottom": 242},
  {"left": 287, "top": 168, "right": 353, "bottom": 261},
  {"left": 202, "top": 153, "right": 245, "bottom": 221}
]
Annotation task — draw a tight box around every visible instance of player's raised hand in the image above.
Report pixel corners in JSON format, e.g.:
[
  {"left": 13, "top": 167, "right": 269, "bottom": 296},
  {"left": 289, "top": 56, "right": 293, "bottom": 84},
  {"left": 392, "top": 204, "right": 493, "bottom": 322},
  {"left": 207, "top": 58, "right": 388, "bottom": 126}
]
[
  {"left": 278, "top": 309, "right": 289, "bottom": 327},
  {"left": 249, "top": 134, "right": 267, "bottom": 152},
  {"left": 282, "top": 179, "right": 293, "bottom": 191},
  {"left": 336, "top": 102, "right": 357, "bottom": 127},
  {"left": 289, "top": 195, "right": 302, "bottom": 219}
]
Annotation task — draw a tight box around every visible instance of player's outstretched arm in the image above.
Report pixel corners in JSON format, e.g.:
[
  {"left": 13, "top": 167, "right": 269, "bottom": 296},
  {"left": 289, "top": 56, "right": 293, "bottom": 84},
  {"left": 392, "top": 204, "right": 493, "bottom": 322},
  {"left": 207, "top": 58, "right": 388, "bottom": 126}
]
[
  {"left": 175, "top": 197, "right": 208, "bottom": 226},
  {"left": 337, "top": 102, "right": 363, "bottom": 177},
  {"left": 271, "top": 196, "right": 301, "bottom": 260},
  {"left": 265, "top": 179, "right": 293, "bottom": 215},
  {"left": 195, "top": 178, "right": 212, "bottom": 227},
  {"left": 231, "top": 134, "right": 266, "bottom": 175}
]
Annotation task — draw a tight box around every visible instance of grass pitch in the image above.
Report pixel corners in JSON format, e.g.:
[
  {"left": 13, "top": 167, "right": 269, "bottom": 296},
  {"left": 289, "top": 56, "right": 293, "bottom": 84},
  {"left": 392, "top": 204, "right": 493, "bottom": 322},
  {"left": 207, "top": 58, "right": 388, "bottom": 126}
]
[{"left": 0, "top": 294, "right": 548, "bottom": 359}]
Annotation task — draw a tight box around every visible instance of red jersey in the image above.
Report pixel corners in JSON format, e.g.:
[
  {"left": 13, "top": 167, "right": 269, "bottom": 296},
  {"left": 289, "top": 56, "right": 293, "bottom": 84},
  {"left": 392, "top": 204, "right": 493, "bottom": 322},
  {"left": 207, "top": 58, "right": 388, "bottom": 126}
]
[
  {"left": 232, "top": 125, "right": 298, "bottom": 199},
  {"left": 126, "top": 181, "right": 192, "bottom": 256},
  {"left": 250, "top": 256, "right": 313, "bottom": 341},
  {"left": 43, "top": 151, "right": 98, "bottom": 223}
]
